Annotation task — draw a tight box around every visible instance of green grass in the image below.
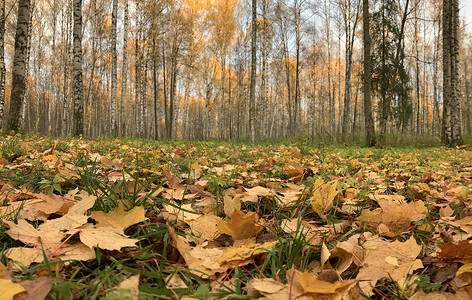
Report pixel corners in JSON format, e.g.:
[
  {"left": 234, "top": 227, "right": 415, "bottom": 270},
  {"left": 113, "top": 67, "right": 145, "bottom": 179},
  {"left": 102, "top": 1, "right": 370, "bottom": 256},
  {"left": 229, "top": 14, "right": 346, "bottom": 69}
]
[{"left": 0, "top": 132, "right": 471, "bottom": 299}]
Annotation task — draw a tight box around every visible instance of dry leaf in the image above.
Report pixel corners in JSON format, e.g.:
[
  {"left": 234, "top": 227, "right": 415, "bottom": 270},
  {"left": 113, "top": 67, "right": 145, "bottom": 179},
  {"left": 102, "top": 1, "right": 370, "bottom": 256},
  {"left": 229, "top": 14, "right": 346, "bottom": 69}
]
[
  {"left": 166, "top": 273, "right": 188, "bottom": 289},
  {"left": 38, "top": 191, "right": 97, "bottom": 233},
  {"left": 163, "top": 169, "right": 185, "bottom": 189},
  {"left": 439, "top": 240, "right": 472, "bottom": 259},
  {"left": 15, "top": 277, "right": 52, "bottom": 300},
  {"left": 356, "top": 236, "right": 423, "bottom": 295},
  {"left": 163, "top": 203, "right": 201, "bottom": 223},
  {"left": 90, "top": 203, "right": 147, "bottom": 229},
  {"left": 223, "top": 194, "right": 241, "bottom": 216},
  {"left": 217, "top": 210, "right": 262, "bottom": 240},
  {"left": 3, "top": 219, "right": 43, "bottom": 246},
  {"left": 310, "top": 180, "right": 339, "bottom": 218},
  {"left": 296, "top": 270, "right": 354, "bottom": 294},
  {"left": 77, "top": 226, "right": 138, "bottom": 251},
  {"left": 4, "top": 248, "right": 43, "bottom": 268},
  {"left": 0, "top": 262, "right": 7, "bottom": 277},
  {"left": 245, "top": 278, "right": 285, "bottom": 295},
  {"left": 0, "top": 278, "right": 26, "bottom": 300},
  {"left": 114, "top": 275, "right": 139, "bottom": 300},
  {"left": 189, "top": 214, "right": 220, "bottom": 242}
]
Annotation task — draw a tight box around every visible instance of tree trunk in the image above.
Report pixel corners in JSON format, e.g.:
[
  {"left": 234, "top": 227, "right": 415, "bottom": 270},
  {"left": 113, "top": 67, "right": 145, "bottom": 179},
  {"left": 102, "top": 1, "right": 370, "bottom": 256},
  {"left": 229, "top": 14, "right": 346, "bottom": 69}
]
[
  {"left": 62, "top": 0, "right": 72, "bottom": 136},
  {"left": 442, "top": 0, "right": 463, "bottom": 146},
  {"left": 110, "top": 0, "right": 118, "bottom": 136},
  {"left": 0, "top": 0, "right": 5, "bottom": 129},
  {"left": 152, "top": 38, "right": 159, "bottom": 140},
  {"left": 71, "top": 0, "right": 83, "bottom": 136},
  {"left": 7, "top": 0, "right": 32, "bottom": 131},
  {"left": 294, "top": 0, "right": 301, "bottom": 133},
  {"left": 362, "top": 0, "right": 376, "bottom": 146},
  {"left": 120, "top": 0, "right": 129, "bottom": 136},
  {"left": 162, "top": 37, "right": 169, "bottom": 139},
  {"left": 249, "top": 0, "right": 257, "bottom": 141},
  {"left": 342, "top": 0, "right": 360, "bottom": 138}
]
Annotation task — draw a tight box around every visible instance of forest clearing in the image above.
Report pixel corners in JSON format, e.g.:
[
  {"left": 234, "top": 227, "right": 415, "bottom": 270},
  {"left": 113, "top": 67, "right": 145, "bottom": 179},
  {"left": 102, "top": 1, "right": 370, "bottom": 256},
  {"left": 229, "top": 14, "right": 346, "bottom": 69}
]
[{"left": 0, "top": 134, "right": 471, "bottom": 299}]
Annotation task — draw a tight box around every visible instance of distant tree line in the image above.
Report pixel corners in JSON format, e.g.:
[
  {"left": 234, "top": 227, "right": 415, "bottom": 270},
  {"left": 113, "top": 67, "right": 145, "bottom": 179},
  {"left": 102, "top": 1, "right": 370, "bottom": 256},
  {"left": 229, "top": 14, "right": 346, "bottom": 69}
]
[{"left": 0, "top": 0, "right": 468, "bottom": 146}]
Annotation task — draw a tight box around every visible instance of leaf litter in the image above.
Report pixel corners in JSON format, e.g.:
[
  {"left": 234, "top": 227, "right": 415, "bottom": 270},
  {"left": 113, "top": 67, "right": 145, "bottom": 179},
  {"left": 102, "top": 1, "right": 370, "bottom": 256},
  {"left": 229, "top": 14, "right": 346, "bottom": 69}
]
[{"left": 0, "top": 135, "right": 471, "bottom": 299}]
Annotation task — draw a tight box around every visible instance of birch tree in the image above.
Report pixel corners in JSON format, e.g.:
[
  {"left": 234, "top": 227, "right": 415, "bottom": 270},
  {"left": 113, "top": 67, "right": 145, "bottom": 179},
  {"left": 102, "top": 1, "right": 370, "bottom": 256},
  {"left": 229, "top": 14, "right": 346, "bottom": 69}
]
[
  {"left": 121, "top": 0, "right": 129, "bottom": 136},
  {"left": 71, "top": 0, "right": 84, "bottom": 136},
  {"left": 7, "top": 0, "right": 32, "bottom": 132},
  {"left": 0, "top": 0, "right": 5, "bottom": 129},
  {"left": 442, "top": 0, "right": 462, "bottom": 146},
  {"left": 341, "top": 0, "right": 360, "bottom": 138},
  {"left": 110, "top": 0, "right": 118, "bottom": 136},
  {"left": 249, "top": 0, "right": 257, "bottom": 141}
]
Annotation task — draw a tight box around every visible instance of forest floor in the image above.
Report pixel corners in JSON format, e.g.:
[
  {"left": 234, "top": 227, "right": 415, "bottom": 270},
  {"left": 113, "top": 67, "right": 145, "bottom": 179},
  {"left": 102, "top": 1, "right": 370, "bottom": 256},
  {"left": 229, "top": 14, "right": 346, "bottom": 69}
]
[{"left": 0, "top": 134, "right": 471, "bottom": 299}]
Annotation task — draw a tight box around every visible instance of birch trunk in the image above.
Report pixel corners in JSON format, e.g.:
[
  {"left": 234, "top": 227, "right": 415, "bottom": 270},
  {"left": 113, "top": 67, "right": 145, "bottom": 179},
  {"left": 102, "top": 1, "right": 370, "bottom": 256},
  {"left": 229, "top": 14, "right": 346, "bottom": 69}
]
[
  {"left": 71, "top": 0, "right": 83, "bottom": 136},
  {"left": 0, "top": 0, "right": 5, "bottom": 129},
  {"left": 110, "top": 0, "right": 118, "bottom": 136},
  {"left": 7, "top": 0, "right": 31, "bottom": 131},
  {"left": 249, "top": 0, "right": 257, "bottom": 141},
  {"left": 121, "top": 0, "right": 129, "bottom": 136}
]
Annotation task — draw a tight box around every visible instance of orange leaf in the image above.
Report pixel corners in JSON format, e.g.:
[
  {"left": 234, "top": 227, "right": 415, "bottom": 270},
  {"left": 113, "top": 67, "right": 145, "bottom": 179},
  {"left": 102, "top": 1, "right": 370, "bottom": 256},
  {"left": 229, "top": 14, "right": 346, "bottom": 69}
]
[
  {"left": 296, "top": 271, "right": 354, "bottom": 294},
  {"left": 217, "top": 210, "right": 262, "bottom": 240}
]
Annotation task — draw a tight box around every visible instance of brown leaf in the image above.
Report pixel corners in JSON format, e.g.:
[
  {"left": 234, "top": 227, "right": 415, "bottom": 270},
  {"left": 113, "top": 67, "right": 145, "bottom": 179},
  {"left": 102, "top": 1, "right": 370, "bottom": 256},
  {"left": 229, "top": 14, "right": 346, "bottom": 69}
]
[
  {"left": 163, "top": 169, "right": 185, "bottom": 189},
  {"left": 439, "top": 240, "right": 472, "bottom": 259},
  {"left": 217, "top": 210, "right": 262, "bottom": 240},
  {"left": 16, "top": 277, "right": 52, "bottom": 300}
]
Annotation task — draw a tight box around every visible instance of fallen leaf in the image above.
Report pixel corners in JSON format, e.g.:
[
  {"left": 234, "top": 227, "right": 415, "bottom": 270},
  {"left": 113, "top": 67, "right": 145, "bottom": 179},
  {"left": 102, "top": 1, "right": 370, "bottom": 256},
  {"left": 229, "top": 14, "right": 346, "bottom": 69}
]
[
  {"left": 0, "top": 278, "right": 26, "bottom": 300},
  {"left": 223, "top": 194, "right": 241, "bottom": 217},
  {"left": 310, "top": 180, "right": 339, "bottom": 218},
  {"left": 90, "top": 203, "right": 147, "bottom": 229},
  {"left": 166, "top": 273, "right": 188, "bottom": 289},
  {"left": 108, "top": 275, "right": 140, "bottom": 300},
  {"left": 38, "top": 191, "right": 97, "bottom": 233},
  {"left": 4, "top": 248, "right": 43, "bottom": 268},
  {"left": 356, "top": 236, "right": 423, "bottom": 295},
  {"left": 439, "top": 240, "right": 472, "bottom": 259},
  {"left": 245, "top": 278, "right": 285, "bottom": 295},
  {"left": 76, "top": 226, "right": 138, "bottom": 251},
  {"left": 0, "top": 262, "right": 7, "bottom": 277},
  {"left": 163, "top": 169, "right": 185, "bottom": 189},
  {"left": 189, "top": 214, "right": 220, "bottom": 242},
  {"left": 217, "top": 210, "right": 262, "bottom": 240},
  {"left": 15, "top": 276, "right": 52, "bottom": 300},
  {"left": 296, "top": 270, "right": 354, "bottom": 294},
  {"left": 163, "top": 202, "right": 201, "bottom": 223}
]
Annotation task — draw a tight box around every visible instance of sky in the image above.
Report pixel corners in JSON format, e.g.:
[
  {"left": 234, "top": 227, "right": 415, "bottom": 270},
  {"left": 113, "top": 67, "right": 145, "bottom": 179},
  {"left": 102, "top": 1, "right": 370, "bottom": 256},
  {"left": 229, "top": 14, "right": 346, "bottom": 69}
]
[{"left": 462, "top": 0, "right": 472, "bottom": 32}]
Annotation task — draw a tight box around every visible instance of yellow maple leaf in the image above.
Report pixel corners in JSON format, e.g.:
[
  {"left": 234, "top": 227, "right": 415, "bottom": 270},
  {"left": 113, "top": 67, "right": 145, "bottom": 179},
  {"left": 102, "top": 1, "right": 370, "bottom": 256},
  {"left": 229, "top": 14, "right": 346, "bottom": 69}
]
[
  {"left": 217, "top": 210, "right": 262, "bottom": 240},
  {"left": 90, "top": 203, "right": 147, "bottom": 229},
  {"left": 75, "top": 226, "right": 139, "bottom": 251},
  {"left": 310, "top": 180, "right": 339, "bottom": 218},
  {"left": 0, "top": 278, "right": 26, "bottom": 300}
]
